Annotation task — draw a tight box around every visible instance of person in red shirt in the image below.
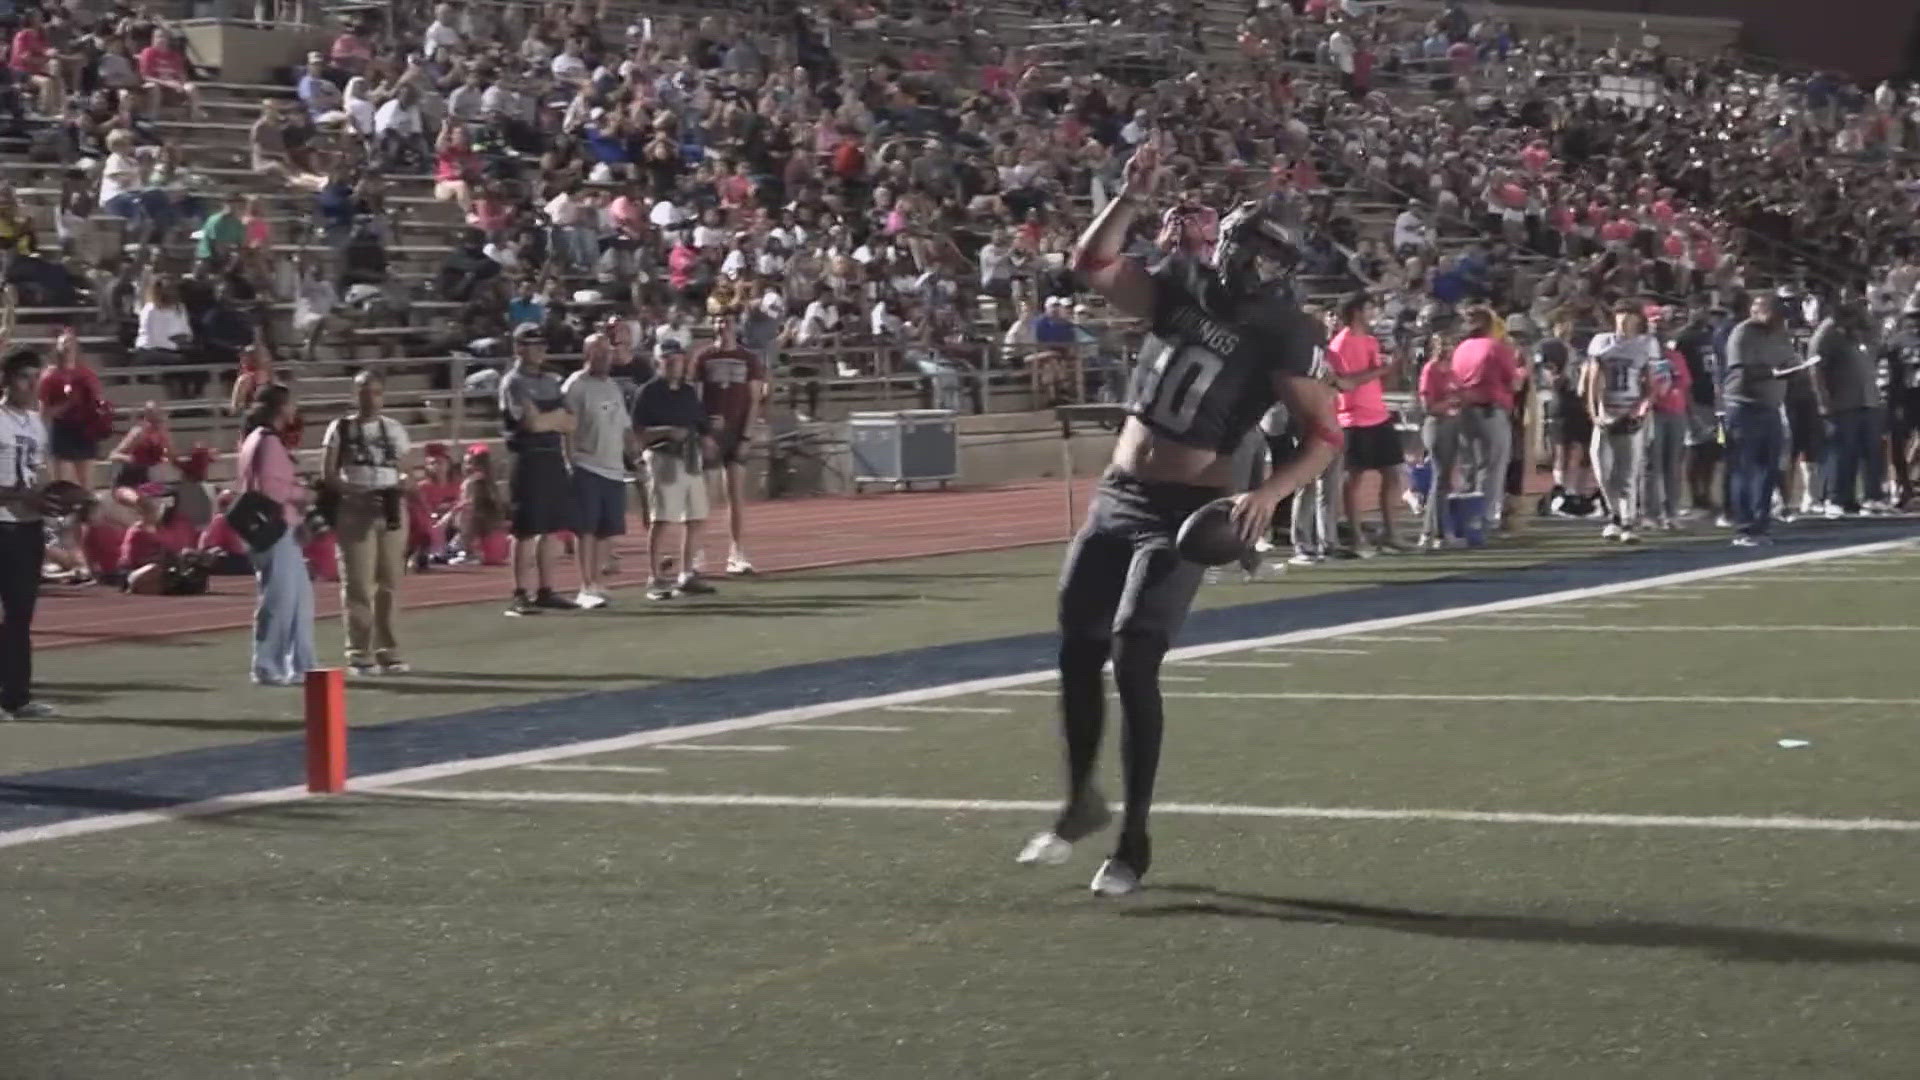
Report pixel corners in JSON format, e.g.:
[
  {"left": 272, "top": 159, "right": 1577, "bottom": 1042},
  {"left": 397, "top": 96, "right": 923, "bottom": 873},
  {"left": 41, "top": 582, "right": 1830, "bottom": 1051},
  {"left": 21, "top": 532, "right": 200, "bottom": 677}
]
[
  {"left": 696, "top": 313, "right": 767, "bottom": 576},
  {"left": 38, "top": 328, "right": 110, "bottom": 490},
  {"left": 136, "top": 28, "right": 202, "bottom": 118},
  {"left": 79, "top": 504, "right": 127, "bottom": 584},
  {"left": 108, "top": 403, "right": 173, "bottom": 508},
  {"left": 1325, "top": 293, "right": 1404, "bottom": 553},
  {"left": 121, "top": 485, "right": 209, "bottom": 595},
  {"left": 1449, "top": 307, "right": 1525, "bottom": 532},
  {"left": 8, "top": 11, "right": 63, "bottom": 116}
]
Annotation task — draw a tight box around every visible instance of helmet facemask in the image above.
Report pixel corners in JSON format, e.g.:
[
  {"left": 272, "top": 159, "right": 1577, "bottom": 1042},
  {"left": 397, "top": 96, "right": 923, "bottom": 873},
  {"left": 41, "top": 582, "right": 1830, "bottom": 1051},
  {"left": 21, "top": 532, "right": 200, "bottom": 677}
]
[{"left": 1212, "top": 199, "right": 1302, "bottom": 299}]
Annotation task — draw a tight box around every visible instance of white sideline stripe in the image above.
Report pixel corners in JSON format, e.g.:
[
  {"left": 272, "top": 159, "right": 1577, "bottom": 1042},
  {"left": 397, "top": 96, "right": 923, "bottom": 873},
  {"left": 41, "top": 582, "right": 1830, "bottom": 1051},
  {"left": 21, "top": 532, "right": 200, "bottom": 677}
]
[
  {"left": 522, "top": 764, "right": 667, "bottom": 775},
  {"left": 1340, "top": 634, "right": 1447, "bottom": 642},
  {"left": 1480, "top": 612, "right": 1582, "bottom": 620},
  {"left": 1656, "top": 584, "right": 1753, "bottom": 591},
  {"left": 655, "top": 744, "right": 790, "bottom": 753},
  {"left": 1257, "top": 647, "right": 1371, "bottom": 655},
  {"left": 372, "top": 789, "right": 1920, "bottom": 834},
  {"left": 1640, "top": 592, "right": 1713, "bottom": 599},
  {"left": 1177, "top": 660, "right": 1293, "bottom": 668},
  {"left": 3, "top": 534, "right": 1912, "bottom": 851},
  {"left": 883, "top": 705, "right": 1012, "bottom": 715},
  {"left": 1448, "top": 624, "right": 1920, "bottom": 633},
  {"left": 986, "top": 690, "right": 1920, "bottom": 706},
  {"left": 773, "top": 724, "right": 908, "bottom": 733}
]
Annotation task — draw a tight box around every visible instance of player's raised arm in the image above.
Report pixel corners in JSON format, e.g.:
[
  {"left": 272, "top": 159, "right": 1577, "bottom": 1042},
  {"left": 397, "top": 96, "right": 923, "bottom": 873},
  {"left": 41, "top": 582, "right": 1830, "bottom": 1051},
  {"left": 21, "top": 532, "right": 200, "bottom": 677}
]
[{"left": 1070, "top": 141, "right": 1161, "bottom": 321}]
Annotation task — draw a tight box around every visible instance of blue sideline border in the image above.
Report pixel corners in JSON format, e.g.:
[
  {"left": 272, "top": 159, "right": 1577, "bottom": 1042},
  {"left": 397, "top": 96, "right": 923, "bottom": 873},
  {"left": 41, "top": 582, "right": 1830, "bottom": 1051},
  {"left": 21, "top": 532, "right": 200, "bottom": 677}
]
[{"left": 2, "top": 521, "right": 1914, "bottom": 834}]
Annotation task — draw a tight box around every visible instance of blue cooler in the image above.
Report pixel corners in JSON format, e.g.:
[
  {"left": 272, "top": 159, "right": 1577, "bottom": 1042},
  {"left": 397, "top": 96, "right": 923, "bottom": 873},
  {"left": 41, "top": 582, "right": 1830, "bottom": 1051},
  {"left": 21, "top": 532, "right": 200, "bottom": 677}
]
[{"left": 1447, "top": 493, "right": 1486, "bottom": 546}]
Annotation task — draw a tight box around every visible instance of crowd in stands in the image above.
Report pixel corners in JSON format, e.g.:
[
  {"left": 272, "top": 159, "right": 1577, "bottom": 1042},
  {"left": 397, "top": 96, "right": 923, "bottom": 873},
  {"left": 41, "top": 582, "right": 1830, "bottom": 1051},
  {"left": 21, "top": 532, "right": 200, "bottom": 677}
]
[{"left": 0, "top": 0, "right": 1916, "bottom": 691}]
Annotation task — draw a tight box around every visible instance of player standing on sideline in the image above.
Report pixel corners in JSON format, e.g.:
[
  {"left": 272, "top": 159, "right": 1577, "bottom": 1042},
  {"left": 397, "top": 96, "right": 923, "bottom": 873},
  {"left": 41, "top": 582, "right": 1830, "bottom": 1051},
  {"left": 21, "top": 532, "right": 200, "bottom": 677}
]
[
  {"left": 695, "top": 313, "right": 767, "bottom": 576},
  {"left": 0, "top": 347, "right": 56, "bottom": 719},
  {"left": 1015, "top": 141, "right": 1342, "bottom": 897}
]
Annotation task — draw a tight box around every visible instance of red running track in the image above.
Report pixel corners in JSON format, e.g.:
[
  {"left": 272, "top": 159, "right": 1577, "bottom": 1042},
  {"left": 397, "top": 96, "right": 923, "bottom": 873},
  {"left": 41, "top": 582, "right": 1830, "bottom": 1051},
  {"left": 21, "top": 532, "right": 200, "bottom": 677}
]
[{"left": 37, "top": 481, "right": 1077, "bottom": 650}]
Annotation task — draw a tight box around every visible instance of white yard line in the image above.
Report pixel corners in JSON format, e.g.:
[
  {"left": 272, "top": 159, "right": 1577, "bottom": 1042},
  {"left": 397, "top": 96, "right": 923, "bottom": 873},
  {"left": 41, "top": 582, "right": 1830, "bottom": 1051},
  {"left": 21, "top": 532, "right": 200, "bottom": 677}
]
[
  {"left": 773, "top": 724, "right": 909, "bottom": 733},
  {"left": 5, "top": 534, "right": 1911, "bottom": 851},
  {"left": 1256, "top": 647, "right": 1371, "bottom": 655},
  {"left": 883, "top": 705, "right": 1013, "bottom": 715},
  {"left": 1176, "top": 660, "right": 1294, "bottom": 668},
  {"left": 522, "top": 764, "right": 667, "bottom": 775},
  {"left": 655, "top": 744, "right": 790, "bottom": 753},
  {"left": 1756, "top": 575, "right": 1920, "bottom": 583},
  {"left": 373, "top": 788, "right": 1920, "bottom": 834},
  {"left": 1339, "top": 634, "right": 1449, "bottom": 642},
  {"left": 987, "top": 689, "right": 1920, "bottom": 705}
]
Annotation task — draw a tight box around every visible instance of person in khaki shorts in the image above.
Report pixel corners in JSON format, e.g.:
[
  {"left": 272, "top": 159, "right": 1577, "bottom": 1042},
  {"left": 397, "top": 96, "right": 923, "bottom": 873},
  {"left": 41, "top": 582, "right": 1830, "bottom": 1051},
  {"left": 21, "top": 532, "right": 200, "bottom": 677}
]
[
  {"left": 320, "top": 370, "right": 412, "bottom": 675},
  {"left": 632, "top": 342, "right": 714, "bottom": 600}
]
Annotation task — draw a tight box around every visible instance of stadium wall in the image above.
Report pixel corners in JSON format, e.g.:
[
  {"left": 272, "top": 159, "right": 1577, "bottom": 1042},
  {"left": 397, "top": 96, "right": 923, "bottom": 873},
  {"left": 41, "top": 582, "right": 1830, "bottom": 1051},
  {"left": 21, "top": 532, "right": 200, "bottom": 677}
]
[{"left": 1503, "top": 0, "right": 1914, "bottom": 77}]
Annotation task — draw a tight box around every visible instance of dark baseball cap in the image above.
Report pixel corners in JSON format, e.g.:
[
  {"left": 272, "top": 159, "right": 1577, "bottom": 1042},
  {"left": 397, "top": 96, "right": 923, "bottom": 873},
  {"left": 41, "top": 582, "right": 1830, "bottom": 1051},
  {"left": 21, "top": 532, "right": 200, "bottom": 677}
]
[{"left": 511, "top": 323, "right": 546, "bottom": 342}]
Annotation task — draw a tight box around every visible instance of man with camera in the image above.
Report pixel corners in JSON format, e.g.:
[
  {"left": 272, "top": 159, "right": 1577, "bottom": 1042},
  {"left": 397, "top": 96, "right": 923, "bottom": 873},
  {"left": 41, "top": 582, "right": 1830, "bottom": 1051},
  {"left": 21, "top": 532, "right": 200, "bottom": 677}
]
[{"left": 320, "top": 369, "right": 414, "bottom": 675}]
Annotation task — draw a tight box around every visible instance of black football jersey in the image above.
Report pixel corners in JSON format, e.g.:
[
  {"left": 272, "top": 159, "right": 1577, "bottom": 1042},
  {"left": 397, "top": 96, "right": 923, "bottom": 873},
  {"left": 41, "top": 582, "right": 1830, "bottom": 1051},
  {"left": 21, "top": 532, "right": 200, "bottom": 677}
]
[{"left": 1126, "top": 256, "right": 1326, "bottom": 454}]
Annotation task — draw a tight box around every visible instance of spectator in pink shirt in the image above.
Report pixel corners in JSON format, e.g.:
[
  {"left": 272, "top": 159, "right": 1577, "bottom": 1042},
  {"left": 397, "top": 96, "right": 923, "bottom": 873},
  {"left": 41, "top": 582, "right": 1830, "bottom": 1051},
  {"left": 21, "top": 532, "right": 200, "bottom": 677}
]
[
  {"left": 1643, "top": 306, "right": 1693, "bottom": 529},
  {"left": 1326, "top": 293, "right": 1405, "bottom": 552},
  {"left": 1449, "top": 307, "right": 1524, "bottom": 531},
  {"left": 1416, "top": 331, "right": 1464, "bottom": 548},
  {"left": 9, "top": 11, "right": 63, "bottom": 116},
  {"left": 136, "top": 29, "right": 202, "bottom": 118},
  {"left": 236, "top": 383, "right": 316, "bottom": 686}
]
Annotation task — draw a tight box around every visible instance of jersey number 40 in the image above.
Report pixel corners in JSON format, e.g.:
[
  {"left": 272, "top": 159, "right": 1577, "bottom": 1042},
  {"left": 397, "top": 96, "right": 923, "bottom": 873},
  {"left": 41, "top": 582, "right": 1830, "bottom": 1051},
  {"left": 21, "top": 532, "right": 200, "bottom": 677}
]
[{"left": 1136, "top": 335, "right": 1225, "bottom": 435}]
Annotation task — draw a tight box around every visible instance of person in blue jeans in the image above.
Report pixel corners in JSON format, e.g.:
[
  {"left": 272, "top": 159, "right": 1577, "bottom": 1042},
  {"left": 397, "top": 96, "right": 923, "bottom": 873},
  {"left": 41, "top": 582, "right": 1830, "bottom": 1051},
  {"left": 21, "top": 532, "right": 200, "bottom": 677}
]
[
  {"left": 1721, "top": 295, "right": 1800, "bottom": 546},
  {"left": 235, "top": 383, "right": 317, "bottom": 685}
]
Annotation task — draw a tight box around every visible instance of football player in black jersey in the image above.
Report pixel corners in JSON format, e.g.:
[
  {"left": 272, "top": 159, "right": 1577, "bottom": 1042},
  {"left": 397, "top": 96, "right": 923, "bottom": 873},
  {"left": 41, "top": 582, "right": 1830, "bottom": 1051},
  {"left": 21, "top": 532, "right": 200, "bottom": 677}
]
[{"left": 1015, "top": 141, "right": 1345, "bottom": 897}]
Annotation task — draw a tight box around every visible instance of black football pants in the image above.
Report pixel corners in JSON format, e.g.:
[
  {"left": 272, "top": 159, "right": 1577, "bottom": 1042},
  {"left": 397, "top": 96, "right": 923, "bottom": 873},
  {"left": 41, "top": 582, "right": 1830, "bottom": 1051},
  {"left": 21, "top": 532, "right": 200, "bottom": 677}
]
[
  {"left": 1055, "top": 468, "right": 1217, "bottom": 872},
  {"left": 0, "top": 522, "right": 43, "bottom": 713}
]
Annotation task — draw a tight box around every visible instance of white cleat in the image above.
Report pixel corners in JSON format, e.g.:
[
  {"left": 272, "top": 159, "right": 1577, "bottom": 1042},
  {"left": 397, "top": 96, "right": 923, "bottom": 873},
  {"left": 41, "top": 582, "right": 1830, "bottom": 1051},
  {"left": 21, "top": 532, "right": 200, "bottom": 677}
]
[
  {"left": 1016, "top": 832, "right": 1074, "bottom": 866},
  {"left": 1090, "top": 858, "right": 1142, "bottom": 897}
]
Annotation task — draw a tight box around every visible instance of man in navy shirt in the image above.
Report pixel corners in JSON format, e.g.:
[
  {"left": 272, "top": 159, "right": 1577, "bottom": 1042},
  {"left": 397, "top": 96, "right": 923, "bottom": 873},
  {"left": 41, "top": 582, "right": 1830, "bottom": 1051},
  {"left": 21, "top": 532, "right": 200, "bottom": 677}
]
[{"left": 631, "top": 342, "right": 715, "bottom": 600}]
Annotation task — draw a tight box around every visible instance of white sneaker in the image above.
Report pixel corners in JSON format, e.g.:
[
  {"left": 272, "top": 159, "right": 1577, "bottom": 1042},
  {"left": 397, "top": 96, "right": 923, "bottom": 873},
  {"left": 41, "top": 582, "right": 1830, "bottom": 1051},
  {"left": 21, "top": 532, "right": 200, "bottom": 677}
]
[
  {"left": 1015, "top": 832, "right": 1074, "bottom": 866},
  {"left": 1618, "top": 529, "right": 1640, "bottom": 544},
  {"left": 1601, "top": 522, "right": 1622, "bottom": 540},
  {"left": 1253, "top": 537, "right": 1274, "bottom": 554},
  {"left": 1824, "top": 502, "right": 1845, "bottom": 520},
  {"left": 725, "top": 554, "right": 755, "bottom": 576},
  {"left": 575, "top": 589, "right": 608, "bottom": 610},
  {"left": 1714, "top": 515, "right": 1733, "bottom": 529},
  {"left": 1090, "top": 858, "right": 1143, "bottom": 897},
  {"left": 8, "top": 701, "right": 55, "bottom": 719},
  {"left": 1287, "top": 552, "right": 1324, "bottom": 566}
]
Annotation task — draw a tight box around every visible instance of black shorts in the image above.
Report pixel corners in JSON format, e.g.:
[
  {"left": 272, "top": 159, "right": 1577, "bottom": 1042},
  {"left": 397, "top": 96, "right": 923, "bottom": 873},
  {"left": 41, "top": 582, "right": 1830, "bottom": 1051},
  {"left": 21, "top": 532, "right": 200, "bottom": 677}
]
[
  {"left": 1058, "top": 468, "right": 1218, "bottom": 644},
  {"left": 571, "top": 468, "right": 628, "bottom": 539},
  {"left": 49, "top": 422, "right": 98, "bottom": 463},
  {"left": 509, "top": 451, "right": 574, "bottom": 538},
  {"left": 1343, "top": 420, "right": 1402, "bottom": 472},
  {"left": 707, "top": 427, "right": 747, "bottom": 468},
  {"left": 1787, "top": 396, "right": 1823, "bottom": 459},
  {"left": 1546, "top": 393, "right": 1593, "bottom": 447}
]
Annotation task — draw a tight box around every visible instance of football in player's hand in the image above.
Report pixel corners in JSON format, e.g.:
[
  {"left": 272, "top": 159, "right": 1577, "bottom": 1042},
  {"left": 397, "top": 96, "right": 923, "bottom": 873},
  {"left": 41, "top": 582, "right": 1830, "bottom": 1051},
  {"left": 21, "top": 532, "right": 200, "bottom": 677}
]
[
  {"left": 1175, "top": 497, "right": 1249, "bottom": 567},
  {"left": 39, "top": 480, "right": 93, "bottom": 516}
]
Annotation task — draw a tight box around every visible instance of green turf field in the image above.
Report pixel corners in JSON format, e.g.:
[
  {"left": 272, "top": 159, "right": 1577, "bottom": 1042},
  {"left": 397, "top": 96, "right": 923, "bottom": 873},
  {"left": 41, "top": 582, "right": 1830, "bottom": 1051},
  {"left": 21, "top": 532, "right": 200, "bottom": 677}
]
[{"left": 5, "top": 532, "right": 1919, "bottom": 1079}]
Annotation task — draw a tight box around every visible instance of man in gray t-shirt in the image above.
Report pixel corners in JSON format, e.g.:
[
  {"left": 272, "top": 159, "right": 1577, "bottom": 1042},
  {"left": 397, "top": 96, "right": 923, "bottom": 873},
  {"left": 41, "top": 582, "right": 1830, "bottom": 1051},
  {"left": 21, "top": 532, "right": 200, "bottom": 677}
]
[
  {"left": 561, "top": 344, "right": 636, "bottom": 608},
  {"left": 1810, "top": 305, "right": 1886, "bottom": 513},
  {"left": 1722, "top": 295, "right": 1800, "bottom": 544}
]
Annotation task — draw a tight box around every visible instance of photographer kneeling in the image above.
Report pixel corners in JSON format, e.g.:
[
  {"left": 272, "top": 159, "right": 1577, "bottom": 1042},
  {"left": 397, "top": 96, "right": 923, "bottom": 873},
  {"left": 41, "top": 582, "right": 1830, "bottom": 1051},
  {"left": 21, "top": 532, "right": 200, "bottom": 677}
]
[{"left": 319, "top": 370, "right": 413, "bottom": 676}]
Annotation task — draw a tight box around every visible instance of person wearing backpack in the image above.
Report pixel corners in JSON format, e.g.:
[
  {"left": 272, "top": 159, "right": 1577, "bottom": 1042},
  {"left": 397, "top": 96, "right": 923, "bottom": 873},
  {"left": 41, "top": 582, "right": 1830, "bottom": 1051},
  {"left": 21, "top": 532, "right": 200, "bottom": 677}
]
[{"left": 320, "top": 370, "right": 412, "bottom": 676}]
